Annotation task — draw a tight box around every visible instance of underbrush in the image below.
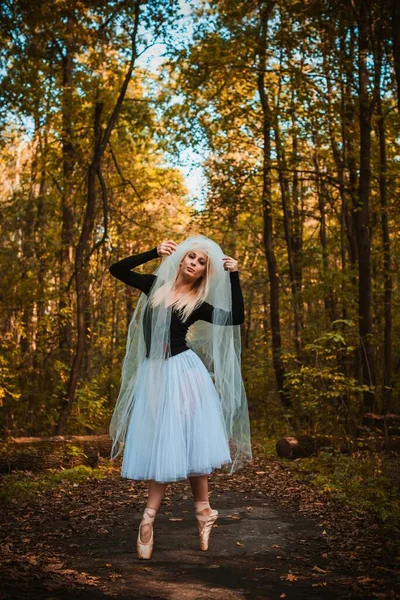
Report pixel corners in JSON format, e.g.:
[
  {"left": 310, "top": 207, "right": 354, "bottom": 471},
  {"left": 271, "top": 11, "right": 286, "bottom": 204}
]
[
  {"left": 285, "top": 450, "right": 400, "bottom": 530},
  {"left": 0, "top": 461, "right": 115, "bottom": 506}
]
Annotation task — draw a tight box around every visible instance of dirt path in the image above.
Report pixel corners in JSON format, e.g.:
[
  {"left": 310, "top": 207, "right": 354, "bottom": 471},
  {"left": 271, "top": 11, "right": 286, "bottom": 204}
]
[{"left": 1, "top": 456, "right": 398, "bottom": 599}]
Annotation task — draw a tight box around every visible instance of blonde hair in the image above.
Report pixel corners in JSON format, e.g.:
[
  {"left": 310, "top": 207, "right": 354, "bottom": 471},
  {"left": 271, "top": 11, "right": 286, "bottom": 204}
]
[{"left": 149, "top": 246, "right": 214, "bottom": 322}]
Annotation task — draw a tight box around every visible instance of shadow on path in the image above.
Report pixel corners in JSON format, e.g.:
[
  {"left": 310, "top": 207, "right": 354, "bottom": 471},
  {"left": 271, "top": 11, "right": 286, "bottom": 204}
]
[{"left": 1, "top": 482, "right": 352, "bottom": 600}]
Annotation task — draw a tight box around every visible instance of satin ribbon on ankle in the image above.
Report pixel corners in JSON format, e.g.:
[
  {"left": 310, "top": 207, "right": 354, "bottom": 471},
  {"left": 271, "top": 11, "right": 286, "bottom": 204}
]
[
  {"left": 194, "top": 500, "right": 211, "bottom": 513},
  {"left": 142, "top": 507, "right": 157, "bottom": 523},
  {"left": 139, "top": 507, "right": 157, "bottom": 542}
]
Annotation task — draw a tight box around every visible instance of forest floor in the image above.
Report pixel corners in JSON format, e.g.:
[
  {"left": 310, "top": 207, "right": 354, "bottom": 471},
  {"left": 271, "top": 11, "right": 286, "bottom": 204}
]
[{"left": 0, "top": 448, "right": 399, "bottom": 600}]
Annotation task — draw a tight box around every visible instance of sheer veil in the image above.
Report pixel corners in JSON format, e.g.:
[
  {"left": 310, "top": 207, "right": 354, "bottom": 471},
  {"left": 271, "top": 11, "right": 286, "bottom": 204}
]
[{"left": 109, "top": 234, "right": 252, "bottom": 474}]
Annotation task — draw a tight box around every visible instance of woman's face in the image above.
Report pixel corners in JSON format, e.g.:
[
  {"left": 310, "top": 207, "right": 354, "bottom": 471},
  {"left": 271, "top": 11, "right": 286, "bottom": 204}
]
[{"left": 181, "top": 249, "right": 208, "bottom": 281}]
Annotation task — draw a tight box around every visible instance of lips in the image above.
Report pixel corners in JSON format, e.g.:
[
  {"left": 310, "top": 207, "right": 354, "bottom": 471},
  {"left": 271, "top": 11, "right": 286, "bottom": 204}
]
[{"left": 187, "top": 267, "right": 195, "bottom": 273}]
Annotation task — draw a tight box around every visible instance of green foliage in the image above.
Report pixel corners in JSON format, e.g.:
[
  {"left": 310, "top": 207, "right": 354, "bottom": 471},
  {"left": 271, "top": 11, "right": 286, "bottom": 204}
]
[
  {"left": 282, "top": 322, "right": 371, "bottom": 434},
  {"left": 0, "top": 0, "right": 399, "bottom": 443},
  {"left": 289, "top": 451, "right": 400, "bottom": 530},
  {"left": 0, "top": 336, "right": 21, "bottom": 409},
  {"left": 70, "top": 368, "right": 112, "bottom": 435},
  {"left": 0, "top": 464, "right": 111, "bottom": 505},
  {"left": 0, "top": 0, "right": 193, "bottom": 438}
]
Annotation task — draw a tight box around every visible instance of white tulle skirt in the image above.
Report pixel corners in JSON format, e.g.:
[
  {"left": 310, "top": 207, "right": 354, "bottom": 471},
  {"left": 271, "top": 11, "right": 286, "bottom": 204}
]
[{"left": 121, "top": 348, "right": 232, "bottom": 483}]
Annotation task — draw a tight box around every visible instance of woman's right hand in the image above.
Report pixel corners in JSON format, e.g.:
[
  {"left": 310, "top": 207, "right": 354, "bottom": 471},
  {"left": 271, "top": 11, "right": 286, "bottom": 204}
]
[{"left": 157, "top": 240, "right": 177, "bottom": 257}]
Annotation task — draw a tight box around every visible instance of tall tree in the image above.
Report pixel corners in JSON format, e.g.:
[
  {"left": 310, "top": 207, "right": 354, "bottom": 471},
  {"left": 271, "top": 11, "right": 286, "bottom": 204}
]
[
  {"left": 59, "top": 13, "right": 77, "bottom": 359},
  {"left": 257, "top": 0, "right": 290, "bottom": 408},
  {"left": 392, "top": 0, "right": 400, "bottom": 114},
  {"left": 55, "top": 1, "right": 142, "bottom": 434},
  {"left": 353, "top": 0, "right": 376, "bottom": 411},
  {"left": 372, "top": 4, "right": 392, "bottom": 412}
]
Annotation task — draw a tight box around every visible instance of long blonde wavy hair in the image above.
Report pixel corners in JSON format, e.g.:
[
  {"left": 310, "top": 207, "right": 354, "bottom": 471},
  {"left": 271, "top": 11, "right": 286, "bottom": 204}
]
[{"left": 148, "top": 244, "right": 214, "bottom": 322}]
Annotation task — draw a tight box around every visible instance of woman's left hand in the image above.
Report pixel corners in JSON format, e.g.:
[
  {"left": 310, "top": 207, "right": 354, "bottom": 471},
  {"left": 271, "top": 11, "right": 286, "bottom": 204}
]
[{"left": 222, "top": 256, "right": 239, "bottom": 272}]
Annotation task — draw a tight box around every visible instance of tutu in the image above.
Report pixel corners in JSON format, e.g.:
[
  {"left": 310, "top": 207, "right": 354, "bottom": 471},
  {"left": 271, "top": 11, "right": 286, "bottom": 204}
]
[{"left": 121, "top": 348, "right": 232, "bottom": 482}]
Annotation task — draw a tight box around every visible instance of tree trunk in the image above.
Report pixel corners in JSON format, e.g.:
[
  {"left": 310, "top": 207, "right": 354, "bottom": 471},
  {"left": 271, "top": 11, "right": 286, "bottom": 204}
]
[
  {"left": 276, "top": 433, "right": 400, "bottom": 458},
  {"left": 276, "top": 435, "right": 346, "bottom": 459},
  {"left": 0, "top": 435, "right": 111, "bottom": 473},
  {"left": 354, "top": 0, "right": 376, "bottom": 411},
  {"left": 341, "top": 27, "right": 362, "bottom": 387},
  {"left": 244, "top": 287, "right": 254, "bottom": 350},
  {"left": 257, "top": 0, "right": 290, "bottom": 408},
  {"left": 392, "top": 0, "right": 400, "bottom": 114},
  {"left": 30, "top": 125, "right": 49, "bottom": 430},
  {"left": 291, "top": 119, "right": 303, "bottom": 326},
  {"left": 342, "top": 29, "right": 359, "bottom": 270},
  {"left": 59, "top": 15, "right": 76, "bottom": 360},
  {"left": 323, "top": 40, "right": 352, "bottom": 324},
  {"left": 274, "top": 112, "right": 303, "bottom": 357},
  {"left": 311, "top": 117, "right": 336, "bottom": 324},
  {"left": 56, "top": 1, "right": 142, "bottom": 434},
  {"left": 373, "top": 12, "right": 392, "bottom": 412}
]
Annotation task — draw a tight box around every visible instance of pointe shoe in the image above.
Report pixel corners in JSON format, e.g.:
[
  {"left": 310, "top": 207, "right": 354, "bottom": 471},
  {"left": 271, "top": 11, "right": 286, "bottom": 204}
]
[
  {"left": 137, "top": 507, "right": 156, "bottom": 559},
  {"left": 194, "top": 500, "right": 218, "bottom": 552}
]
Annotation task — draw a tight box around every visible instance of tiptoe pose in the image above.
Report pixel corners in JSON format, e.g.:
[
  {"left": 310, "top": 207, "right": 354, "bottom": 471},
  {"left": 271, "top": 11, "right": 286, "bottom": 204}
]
[{"left": 109, "top": 234, "right": 252, "bottom": 559}]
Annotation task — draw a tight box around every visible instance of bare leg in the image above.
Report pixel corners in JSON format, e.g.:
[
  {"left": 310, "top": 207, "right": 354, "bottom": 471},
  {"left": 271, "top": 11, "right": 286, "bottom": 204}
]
[
  {"left": 189, "top": 475, "right": 212, "bottom": 517},
  {"left": 146, "top": 480, "right": 168, "bottom": 510},
  {"left": 140, "top": 480, "right": 168, "bottom": 543}
]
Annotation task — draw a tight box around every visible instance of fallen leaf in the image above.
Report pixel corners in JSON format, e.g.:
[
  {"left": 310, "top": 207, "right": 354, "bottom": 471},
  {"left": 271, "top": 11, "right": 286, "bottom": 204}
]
[
  {"left": 312, "top": 565, "right": 328, "bottom": 573},
  {"left": 357, "top": 577, "right": 376, "bottom": 584},
  {"left": 280, "top": 573, "right": 298, "bottom": 582}
]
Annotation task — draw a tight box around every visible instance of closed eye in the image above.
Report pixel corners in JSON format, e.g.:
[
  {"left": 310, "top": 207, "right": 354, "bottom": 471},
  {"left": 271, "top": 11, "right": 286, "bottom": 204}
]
[{"left": 189, "top": 253, "right": 206, "bottom": 265}]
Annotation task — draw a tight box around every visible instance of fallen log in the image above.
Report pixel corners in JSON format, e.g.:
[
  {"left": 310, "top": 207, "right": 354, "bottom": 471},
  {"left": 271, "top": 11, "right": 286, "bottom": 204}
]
[
  {"left": 275, "top": 435, "right": 339, "bottom": 459},
  {"left": 362, "top": 413, "right": 400, "bottom": 435},
  {"left": 0, "top": 435, "right": 112, "bottom": 473},
  {"left": 355, "top": 435, "right": 400, "bottom": 453},
  {"left": 276, "top": 434, "right": 400, "bottom": 459}
]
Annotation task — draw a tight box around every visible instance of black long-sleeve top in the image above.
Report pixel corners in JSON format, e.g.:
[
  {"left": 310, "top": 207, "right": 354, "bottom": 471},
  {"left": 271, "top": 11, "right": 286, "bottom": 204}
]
[{"left": 109, "top": 247, "right": 245, "bottom": 357}]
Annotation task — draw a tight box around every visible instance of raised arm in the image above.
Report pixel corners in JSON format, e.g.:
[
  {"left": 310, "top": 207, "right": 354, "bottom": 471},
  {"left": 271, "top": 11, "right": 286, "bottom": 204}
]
[
  {"left": 193, "top": 271, "right": 245, "bottom": 325},
  {"left": 109, "top": 247, "right": 159, "bottom": 294}
]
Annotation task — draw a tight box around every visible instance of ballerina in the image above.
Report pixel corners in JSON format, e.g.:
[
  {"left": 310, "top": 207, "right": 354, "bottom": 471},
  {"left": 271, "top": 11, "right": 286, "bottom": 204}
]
[{"left": 109, "top": 235, "right": 252, "bottom": 559}]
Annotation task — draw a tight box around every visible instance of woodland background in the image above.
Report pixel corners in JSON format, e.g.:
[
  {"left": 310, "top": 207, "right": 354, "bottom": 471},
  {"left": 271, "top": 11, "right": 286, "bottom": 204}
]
[{"left": 0, "top": 0, "right": 399, "bottom": 457}]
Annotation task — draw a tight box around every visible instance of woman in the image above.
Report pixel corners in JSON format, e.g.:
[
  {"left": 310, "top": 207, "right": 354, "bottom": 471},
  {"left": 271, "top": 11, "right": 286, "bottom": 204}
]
[{"left": 109, "top": 235, "right": 252, "bottom": 559}]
